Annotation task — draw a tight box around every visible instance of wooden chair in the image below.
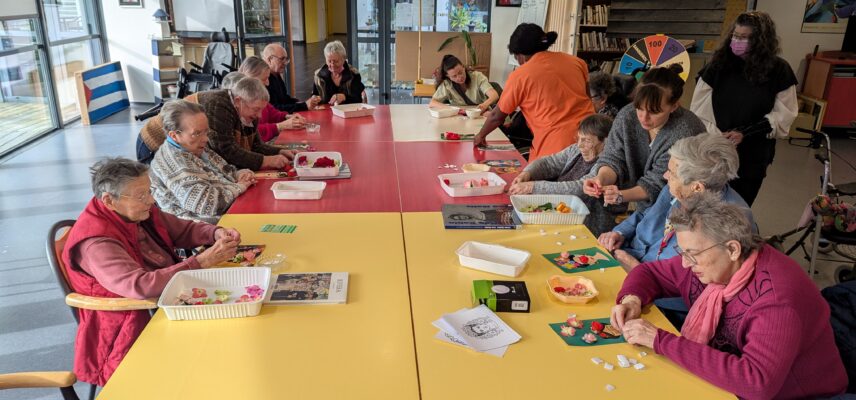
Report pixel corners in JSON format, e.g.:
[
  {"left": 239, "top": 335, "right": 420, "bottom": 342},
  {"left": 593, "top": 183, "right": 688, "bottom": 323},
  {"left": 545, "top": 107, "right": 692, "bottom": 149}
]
[
  {"left": 0, "top": 371, "right": 80, "bottom": 400},
  {"left": 46, "top": 220, "right": 158, "bottom": 400}
]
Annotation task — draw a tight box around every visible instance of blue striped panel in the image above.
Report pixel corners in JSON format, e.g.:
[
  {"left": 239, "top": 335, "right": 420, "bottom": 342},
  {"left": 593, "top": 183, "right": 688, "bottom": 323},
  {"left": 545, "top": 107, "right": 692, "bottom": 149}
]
[
  {"left": 88, "top": 98, "right": 130, "bottom": 123},
  {"left": 153, "top": 68, "right": 160, "bottom": 81},
  {"left": 89, "top": 81, "right": 127, "bottom": 100},
  {"left": 81, "top": 62, "right": 122, "bottom": 81},
  {"left": 151, "top": 40, "right": 159, "bottom": 56}
]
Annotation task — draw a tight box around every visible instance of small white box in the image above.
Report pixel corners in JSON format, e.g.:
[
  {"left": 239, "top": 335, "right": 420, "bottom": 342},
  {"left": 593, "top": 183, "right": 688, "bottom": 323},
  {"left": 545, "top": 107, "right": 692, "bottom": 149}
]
[
  {"left": 157, "top": 267, "right": 271, "bottom": 321},
  {"left": 295, "top": 151, "right": 342, "bottom": 178},
  {"left": 510, "top": 194, "right": 590, "bottom": 225},
  {"left": 271, "top": 181, "right": 326, "bottom": 200},
  {"left": 331, "top": 103, "right": 376, "bottom": 118},
  {"left": 429, "top": 106, "right": 459, "bottom": 118},
  {"left": 455, "top": 241, "right": 531, "bottom": 277},
  {"left": 438, "top": 172, "right": 506, "bottom": 197}
]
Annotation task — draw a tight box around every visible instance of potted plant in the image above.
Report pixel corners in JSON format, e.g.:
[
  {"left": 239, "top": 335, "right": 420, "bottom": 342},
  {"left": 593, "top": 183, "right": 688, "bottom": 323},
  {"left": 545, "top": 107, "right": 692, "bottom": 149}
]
[{"left": 437, "top": 30, "right": 478, "bottom": 68}]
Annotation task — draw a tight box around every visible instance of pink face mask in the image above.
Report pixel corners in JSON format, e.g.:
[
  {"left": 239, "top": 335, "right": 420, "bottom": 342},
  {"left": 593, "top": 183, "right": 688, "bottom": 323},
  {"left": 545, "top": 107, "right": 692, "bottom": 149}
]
[{"left": 730, "top": 39, "right": 750, "bottom": 57}]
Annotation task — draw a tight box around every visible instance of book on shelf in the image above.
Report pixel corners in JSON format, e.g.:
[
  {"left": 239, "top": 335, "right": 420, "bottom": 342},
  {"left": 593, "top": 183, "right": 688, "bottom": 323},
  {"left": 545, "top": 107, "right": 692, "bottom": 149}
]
[
  {"left": 441, "top": 204, "right": 522, "bottom": 230},
  {"left": 581, "top": 4, "right": 609, "bottom": 26},
  {"left": 578, "top": 32, "right": 629, "bottom": 52},
  {"left": 265, "top": 272, "right": 349, "bottom": 304}
]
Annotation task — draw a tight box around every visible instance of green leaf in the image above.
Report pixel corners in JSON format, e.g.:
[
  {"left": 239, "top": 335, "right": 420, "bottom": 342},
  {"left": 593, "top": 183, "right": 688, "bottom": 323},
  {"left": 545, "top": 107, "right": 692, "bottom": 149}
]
[{"left": 438, "top": 36, "right": 458, "bottom": 51}]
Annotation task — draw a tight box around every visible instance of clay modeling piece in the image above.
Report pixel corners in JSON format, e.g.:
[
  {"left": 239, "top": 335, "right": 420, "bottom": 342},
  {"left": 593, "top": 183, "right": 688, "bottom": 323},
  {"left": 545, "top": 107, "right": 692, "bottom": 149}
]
[
  {"left": 591, "top": 321, "right": 604, "bottom": 333},
  {"left": 520, "top": 202, "right": 572, "bottom": 214},
  {"left": 603, "top": 362, "right": 614, "bottom": 371},
  {"left": 582, "top": 333, "right": 598, "bottom": 344},
  {"left": 566, "top": 314, "right": 584, "bottom": 329},
  {"left": 600, "top": 324, "right": 622, "bottom": 339},
  {"left": 634, "top": 363, "right": 646, "bottom": 370},
  {"left": 638, "top": 351, "right": 648, "bottom": 358},
  {"left": 617, "top": 354, "right": 630, "bottom": 368},
  {"left": 560, "top": 325, "right": 577, "bottom": 337},
  {"left": 591, "top": 357, "right": 604, "bottom": 365},
  {"left": 605, "top": 384, "right": 616, "bottom": 392}
]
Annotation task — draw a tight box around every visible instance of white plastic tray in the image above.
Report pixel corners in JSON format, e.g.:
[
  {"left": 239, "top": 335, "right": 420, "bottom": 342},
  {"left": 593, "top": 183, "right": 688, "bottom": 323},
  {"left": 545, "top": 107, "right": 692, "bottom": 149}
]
[
  {"left": 295, "top": 151, "right": 342, "bottom": 178},
  {"left": 438, "top": 172, "right": 506, "bottom": 197},
  {"left": 271, "top": 181, "right": 326, "bottom": 200},
  {"left": 429, "top": 106, "right": 459, "bottom": 118},
  {"left": 157, "top": 267, "right": 271, "bottom": 321},
  {"left": 456, "top": 241, "right": 531, "bottom": 277},
  {"left": 510, "top": 194, "right": 590, "bottom": 225},
  {"left": 332, "top": 103, "right": 375, "bottom": 118}
]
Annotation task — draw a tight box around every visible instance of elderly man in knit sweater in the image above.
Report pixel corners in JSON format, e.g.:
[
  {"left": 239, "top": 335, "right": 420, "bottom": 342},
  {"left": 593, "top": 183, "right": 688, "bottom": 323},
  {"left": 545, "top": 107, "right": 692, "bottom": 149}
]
[
  {"left": 150, "top": 100, "right": 254, "bottom": 223},
  {"left": 613, "top": 194, "right": 847, "bottom": 399},
  {"left": 197, "top": 78, "right": 292, "bottom": 171}
]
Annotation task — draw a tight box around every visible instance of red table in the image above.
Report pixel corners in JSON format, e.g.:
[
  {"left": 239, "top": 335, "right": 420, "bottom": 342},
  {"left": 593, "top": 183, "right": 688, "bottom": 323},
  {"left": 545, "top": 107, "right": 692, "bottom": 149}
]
[
  {"left": 227, "top": 141, "right": 401, "bottom": 213},
  {"left": 276, "top": 105, "right": 393, "bottom": 143},
  {"left": 394, "top": 141, "right": 527, "bottom": 212}
]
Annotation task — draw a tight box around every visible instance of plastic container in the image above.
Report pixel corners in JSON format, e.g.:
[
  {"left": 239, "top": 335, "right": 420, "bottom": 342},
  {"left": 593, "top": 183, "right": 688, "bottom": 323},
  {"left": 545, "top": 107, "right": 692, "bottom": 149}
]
[
  {"left": 456, "top": 241, "right": 531, "bottom": 277},
  {"left": 305, "top": 122, "right": 320, "bottom": 134},
  {"left": 465, "top": 108, "right": 483, "bottom": 118},
  {"left": 295, "top": 151, "right": 342, "bottom": 178},
  {"left": 332, "top": 103, "right": 376, "bottom": 118},
  {"left": 271, "top": 181, "right": 326, "bottom": 200},
  {"left": 158, "top": 267, "right": 271, "bottom": 321},
  {"left": 461, "top": 163, "right": 490, "bottom": 173},
  {"left": 547, "top": 275, "right": 599, "bottom": 304},
  {"left": 429, "top": 106, "right": 460, "bottom": 118},
  {"left": 438, "top": 172, "right": 506, "bottom": 197},
  {"left": 510, "top": 194, "right": 590, "bottom": 224}
]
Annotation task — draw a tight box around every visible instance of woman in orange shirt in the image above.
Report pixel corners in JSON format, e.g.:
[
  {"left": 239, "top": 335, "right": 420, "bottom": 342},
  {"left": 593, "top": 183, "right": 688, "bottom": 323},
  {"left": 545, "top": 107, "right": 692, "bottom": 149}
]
[{"left": 474, "top": 23, "right": 594, "bottom": 160}]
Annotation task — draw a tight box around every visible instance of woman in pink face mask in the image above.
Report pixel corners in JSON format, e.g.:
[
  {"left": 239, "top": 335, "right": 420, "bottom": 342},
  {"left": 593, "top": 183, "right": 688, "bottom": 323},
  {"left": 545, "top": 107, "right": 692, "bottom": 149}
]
[
  {"left": 312, "top": 40, "right": 366, "bottom": 106},
  {"left": 690, "top": 11, "right": 798, "bottom": 207}
]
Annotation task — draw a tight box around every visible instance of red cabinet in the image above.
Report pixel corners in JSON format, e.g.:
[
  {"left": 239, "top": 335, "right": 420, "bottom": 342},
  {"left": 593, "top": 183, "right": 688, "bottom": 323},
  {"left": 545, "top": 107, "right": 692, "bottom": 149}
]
[{"left": 803, "top": 51, "right": 856, "bottom": 128}]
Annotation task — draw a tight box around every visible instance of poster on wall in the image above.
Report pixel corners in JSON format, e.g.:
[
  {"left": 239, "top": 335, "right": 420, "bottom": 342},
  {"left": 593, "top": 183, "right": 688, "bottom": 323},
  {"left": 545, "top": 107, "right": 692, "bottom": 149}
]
[
  {"left": 802, "top": 0, "right": 856, "bottom": 34},
  {"left": 119, "top": 0, "right": 143, "bottom": 7},
  {"left": 496, "top": 0, "right": 522, "bottom": 6}
]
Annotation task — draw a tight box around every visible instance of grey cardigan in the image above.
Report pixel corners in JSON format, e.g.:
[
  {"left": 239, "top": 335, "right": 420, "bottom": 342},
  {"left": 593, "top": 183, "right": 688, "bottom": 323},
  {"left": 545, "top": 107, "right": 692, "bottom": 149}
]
[
  {"left": 524, "top": 144, "right": 591, "bottom": 195},
  {"left": 592, "top": 104, "right": 705, "bottom": 210}
]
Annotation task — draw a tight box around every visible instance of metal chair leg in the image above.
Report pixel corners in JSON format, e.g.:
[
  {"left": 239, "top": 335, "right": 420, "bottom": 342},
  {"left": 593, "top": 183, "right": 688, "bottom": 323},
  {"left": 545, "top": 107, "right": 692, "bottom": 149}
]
[{"left": 88, "top": 383, "right": 97, "bottom": 400}]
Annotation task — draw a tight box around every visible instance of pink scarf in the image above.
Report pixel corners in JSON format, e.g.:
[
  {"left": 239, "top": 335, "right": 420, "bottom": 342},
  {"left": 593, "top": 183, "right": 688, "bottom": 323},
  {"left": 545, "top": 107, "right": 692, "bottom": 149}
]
[{"left": 681, "top": 250, "right": 759, "bottom": 344}]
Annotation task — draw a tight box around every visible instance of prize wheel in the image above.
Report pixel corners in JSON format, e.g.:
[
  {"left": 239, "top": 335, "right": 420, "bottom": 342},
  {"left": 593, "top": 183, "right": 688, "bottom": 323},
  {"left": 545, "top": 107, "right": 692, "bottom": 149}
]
[{"left": 618, "top": 34, "right": 690, "bottom": 81}]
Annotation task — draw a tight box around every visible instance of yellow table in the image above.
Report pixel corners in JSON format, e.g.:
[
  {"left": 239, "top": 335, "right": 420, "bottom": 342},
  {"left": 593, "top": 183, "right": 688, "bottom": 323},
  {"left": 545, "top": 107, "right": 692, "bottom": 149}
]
[
  {"left": 97, "top": 213, "right": 419, "bottom": 400},
  {"left": 402, "top": 212, "right": 732, "bottom": 399},
  {"left": 389, "top": 104, "right": 507, "bottom": 142}
]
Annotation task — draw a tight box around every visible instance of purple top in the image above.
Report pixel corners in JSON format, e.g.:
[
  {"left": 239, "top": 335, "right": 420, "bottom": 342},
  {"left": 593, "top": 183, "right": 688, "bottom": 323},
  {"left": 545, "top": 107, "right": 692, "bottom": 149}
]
[
  {"left": 618, "top": 244, "right": 847, "bottom": 399},
  {"left": 71, "top": 212, "right": 218, "bottom": 299}
]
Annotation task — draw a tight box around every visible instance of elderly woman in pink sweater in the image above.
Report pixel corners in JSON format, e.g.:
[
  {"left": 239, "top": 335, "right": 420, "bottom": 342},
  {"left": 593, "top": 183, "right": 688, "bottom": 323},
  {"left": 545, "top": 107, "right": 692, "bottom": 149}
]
[{"left": 612, "top": 193, "right": 847, "bottom": 399}]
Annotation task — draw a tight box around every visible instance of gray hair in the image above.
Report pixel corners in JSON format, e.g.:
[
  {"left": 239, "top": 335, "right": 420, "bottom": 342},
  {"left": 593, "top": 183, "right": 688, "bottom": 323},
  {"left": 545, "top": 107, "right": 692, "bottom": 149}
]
[
  {"left": 588, "top": 72, "right": 616, "bottom": 99},
  {"left": 90, "top": 157, "right": 149, "bottom": 198},
  {"left": 669, "top": 192, "right": 763, "bottom": 259},
  {"left": 262, "top": 43, "right": 285, "bottom": 60},
  {"left": 668, "top": 133, "right": 739, "bottom": 192},
  {"left": 324, "top": 40, "right": 347, "bottom": 59},
  {"left": 237, "top": 56, "right": 270, "bottom": 80},
  {"left": 230, "top": 77, "right": 270, "bottom": 103},
  {"left": 220, "top": 71, "right": 246, "bottom": 90},
  {"left": 161, "top": 99, "right": 205, "bottom": 134},
  {"left": 578, "top": 114, "right": 612, "bottom": 142}
]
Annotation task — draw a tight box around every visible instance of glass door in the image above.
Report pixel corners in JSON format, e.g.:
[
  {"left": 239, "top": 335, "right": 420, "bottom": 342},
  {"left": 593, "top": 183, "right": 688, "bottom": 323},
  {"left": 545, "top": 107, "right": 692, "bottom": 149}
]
[
  {"left": 42, "top": 0, "right": 105, "bottom": 123},
  {"left": 349, "top": 0, "right": 490, "bottom": 104}
]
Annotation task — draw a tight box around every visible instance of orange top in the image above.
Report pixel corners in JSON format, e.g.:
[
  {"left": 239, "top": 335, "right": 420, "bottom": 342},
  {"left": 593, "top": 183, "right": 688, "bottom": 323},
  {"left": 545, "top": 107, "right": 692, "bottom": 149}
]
[{"left": 498, "top": 51, "right": 594, "bottom": 160}]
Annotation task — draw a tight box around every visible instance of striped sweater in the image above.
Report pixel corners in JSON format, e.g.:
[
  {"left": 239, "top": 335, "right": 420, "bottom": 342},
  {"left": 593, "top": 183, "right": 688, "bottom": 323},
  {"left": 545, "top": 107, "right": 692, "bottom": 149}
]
[{"left": 150, "top": 142, "right": 249, "bottom": 224}]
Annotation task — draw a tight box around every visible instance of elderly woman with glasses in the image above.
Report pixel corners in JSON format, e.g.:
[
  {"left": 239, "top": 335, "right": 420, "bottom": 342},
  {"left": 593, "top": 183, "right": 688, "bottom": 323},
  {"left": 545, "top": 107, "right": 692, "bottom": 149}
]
[
  {"left": 150, "top": 100, "right": 255, "bottom": 223},
  {"left": 63, "top": 157, "right": 242, "bottom": 386},
  {"left": 611, "top": 194, "right": 847, "bottom": 399},
  {"left": 233, "top": 58, "right": 307, "bottom": 142},
  {"left": 197, "top": 77, "right": 293, "bottom": 171},
  {"left": 313, "top": 40, "right": 365, "bottom": 106}
]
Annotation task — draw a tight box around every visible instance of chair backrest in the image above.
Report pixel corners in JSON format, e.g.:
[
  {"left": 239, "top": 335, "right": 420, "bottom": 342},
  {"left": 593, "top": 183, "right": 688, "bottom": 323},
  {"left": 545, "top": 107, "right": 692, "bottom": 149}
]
[{"left": 46, "top": 220, "right": 79, "bottom": 324}]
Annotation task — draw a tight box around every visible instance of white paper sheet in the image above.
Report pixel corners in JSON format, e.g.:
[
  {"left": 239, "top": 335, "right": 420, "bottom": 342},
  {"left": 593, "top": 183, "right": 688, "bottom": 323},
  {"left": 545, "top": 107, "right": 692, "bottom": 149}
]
[
  {"left": 434, "top": 305, "right": 521, "bottom": 352},
  {"left": 434, "top": 330, "right": 508, "bottom": 357}
]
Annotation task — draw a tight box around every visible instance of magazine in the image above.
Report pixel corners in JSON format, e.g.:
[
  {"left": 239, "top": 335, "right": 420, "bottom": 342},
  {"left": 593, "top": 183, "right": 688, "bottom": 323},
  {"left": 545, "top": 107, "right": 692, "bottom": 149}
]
[
  {"left": 441, "top": 204, "right": 521, "bottom": 229},
  {"left": 265, "top": 272, "right": 349, "bottom": 304}
]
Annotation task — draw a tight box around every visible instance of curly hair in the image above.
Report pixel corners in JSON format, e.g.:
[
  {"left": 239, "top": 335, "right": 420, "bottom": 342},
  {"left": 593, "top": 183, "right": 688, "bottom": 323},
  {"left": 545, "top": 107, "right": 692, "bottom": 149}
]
[{"left": 708, "top": 11, "right": 781, "bottom": 84}]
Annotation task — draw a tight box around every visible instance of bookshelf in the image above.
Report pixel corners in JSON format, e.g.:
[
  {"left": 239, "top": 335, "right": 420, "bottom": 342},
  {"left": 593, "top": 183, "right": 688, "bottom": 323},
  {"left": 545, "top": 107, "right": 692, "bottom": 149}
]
[{"left": 575, "top": 0, "right": 629, "bottom": 74}]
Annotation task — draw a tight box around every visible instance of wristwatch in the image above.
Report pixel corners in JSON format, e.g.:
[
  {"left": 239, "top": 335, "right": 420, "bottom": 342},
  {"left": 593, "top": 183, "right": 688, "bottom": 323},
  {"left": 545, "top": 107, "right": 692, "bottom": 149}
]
[{"left": 615, "top": 191, "right": 625, "bottom": 205}]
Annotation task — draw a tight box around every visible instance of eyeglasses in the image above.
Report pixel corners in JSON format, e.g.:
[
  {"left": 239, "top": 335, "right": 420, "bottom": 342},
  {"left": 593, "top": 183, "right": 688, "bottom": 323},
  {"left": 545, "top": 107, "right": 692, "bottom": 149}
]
[
  {"left": 672, "top": 242, "right": 726, "bottom": 265},
  {"left": 176, "top": 129, "right": 211, "bottom": 138},
  {"left": 271, "top": 54, "right": 289, "bottom": 64},
  {"left": 119, "top": 191, "right": 153, "bottom": 203}
]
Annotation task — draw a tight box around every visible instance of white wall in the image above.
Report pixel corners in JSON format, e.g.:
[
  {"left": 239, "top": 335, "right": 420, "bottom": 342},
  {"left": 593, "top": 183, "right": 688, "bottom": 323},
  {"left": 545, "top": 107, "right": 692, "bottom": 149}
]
[
  {"left": 327, "top": 0, "right": 347, "bottom": 35},
  {"left": 756, "top": 0, "right": 845, "bottom": 85},
  {"left": 101, "top": 0, "right": 163, "bottom": 103},
  {"left": 489, "top": 6, "right": 519, "bottom": 85},
  {"left": 0, "top": 1, "right": 36, "bottom": 17}
]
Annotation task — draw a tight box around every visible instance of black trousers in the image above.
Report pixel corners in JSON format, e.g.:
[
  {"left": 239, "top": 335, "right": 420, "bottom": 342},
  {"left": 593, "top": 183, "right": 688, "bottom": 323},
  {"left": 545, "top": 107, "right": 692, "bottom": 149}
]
[{"left": 730, "top": 175, "right": 766, "bottom": 207}]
